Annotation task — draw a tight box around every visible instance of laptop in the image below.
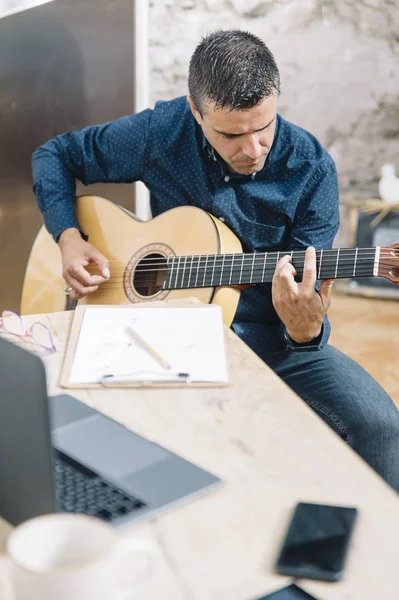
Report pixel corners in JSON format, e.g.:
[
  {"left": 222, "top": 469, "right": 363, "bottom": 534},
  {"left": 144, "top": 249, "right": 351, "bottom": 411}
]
[{"left": 0, "top": 336, "right": 220, "bottom": 527}]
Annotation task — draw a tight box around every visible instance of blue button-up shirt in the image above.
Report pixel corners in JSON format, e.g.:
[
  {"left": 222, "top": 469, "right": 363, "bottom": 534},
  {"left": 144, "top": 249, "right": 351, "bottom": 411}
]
[{"left": 32, "top": 96, "right": 340, "bottom": 360}]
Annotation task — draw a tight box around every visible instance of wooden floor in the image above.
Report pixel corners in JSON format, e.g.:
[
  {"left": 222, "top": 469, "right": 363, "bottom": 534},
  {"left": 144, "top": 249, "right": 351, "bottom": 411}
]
[{"left": 328, "top": 292, "right": 399, "bottom": 408}]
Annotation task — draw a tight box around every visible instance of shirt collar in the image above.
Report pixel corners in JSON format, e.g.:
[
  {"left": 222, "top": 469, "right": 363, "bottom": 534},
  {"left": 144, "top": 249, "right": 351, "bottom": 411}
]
[{"left": 199, "top": 126, "right": 214, "bottom": 157}]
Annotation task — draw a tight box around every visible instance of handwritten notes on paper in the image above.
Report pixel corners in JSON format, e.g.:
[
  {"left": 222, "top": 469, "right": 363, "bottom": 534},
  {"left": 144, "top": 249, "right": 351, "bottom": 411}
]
[{"left": 67, "top": 306, "right": 229, "bottom": 385}]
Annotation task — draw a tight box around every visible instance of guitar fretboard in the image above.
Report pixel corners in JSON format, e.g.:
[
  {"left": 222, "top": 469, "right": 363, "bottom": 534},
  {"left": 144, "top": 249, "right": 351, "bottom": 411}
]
[{"left": 163, "top": 247, "right": 378, "bottom": 290}]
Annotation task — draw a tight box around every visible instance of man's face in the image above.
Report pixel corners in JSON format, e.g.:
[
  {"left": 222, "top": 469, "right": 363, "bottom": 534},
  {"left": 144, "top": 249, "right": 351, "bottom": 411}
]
[{"left": 188, "top": 94, "right": 277, "bottom": 175}]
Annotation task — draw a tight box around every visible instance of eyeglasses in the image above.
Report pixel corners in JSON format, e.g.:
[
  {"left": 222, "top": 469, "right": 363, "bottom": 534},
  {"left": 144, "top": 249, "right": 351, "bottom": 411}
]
[{"left": 0, "top": 310, "right": 56, "bottom": 356}]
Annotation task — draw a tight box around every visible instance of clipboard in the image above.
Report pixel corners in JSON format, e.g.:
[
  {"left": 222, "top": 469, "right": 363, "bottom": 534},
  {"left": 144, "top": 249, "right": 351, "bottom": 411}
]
[{"left": 59, "top": 301, "right": 230, "bottom": 389}]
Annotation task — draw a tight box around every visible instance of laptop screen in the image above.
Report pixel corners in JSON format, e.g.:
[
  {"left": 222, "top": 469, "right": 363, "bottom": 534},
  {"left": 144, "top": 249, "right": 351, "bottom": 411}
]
[{"left": 0, "top": 337, "right": 56, "bottom": 524}]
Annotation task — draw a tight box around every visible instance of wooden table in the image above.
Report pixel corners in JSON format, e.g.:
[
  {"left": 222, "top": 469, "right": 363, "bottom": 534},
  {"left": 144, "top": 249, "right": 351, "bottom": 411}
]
[{"left": 1, "top": 303, "right": 399, "bottom": 599}]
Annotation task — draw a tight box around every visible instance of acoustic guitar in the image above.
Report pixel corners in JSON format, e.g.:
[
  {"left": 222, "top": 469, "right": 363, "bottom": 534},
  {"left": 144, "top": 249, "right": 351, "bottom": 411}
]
[{"left": 21, "top": 195, "right": 399, "bottom": 326}]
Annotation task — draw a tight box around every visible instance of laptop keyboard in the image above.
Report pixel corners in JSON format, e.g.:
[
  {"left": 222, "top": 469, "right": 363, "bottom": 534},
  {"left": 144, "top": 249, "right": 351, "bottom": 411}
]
[{"left": 54, "top": 450, "right": 147, "bottom": 522}]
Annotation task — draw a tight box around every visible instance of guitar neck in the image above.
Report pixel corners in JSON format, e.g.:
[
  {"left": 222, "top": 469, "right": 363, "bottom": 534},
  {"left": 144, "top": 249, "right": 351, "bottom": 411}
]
[{"left": 164, "top": 247, "right": 379, "bottom": 290}]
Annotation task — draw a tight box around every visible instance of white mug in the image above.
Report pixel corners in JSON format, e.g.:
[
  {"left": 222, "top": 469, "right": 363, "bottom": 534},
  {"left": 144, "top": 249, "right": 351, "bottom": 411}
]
[{"left": 0, "top": 513, "right": 156, "bottom": 600}]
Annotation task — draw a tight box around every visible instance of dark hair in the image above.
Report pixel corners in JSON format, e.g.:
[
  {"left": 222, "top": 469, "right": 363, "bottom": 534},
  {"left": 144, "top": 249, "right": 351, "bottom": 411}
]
[{"left": 188, "top": 29, "right": 280, "bottom": 114}]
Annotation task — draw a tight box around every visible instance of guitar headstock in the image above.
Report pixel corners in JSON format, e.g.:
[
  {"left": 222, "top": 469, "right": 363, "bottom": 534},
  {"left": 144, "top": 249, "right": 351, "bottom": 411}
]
[{"left": 378, "top": 244, "right": 399, "bottom": 285}]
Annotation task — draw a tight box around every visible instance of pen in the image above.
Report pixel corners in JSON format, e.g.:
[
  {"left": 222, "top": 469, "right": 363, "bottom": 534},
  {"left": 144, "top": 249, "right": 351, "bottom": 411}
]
[
  {"left": 102, "top": 372, "right": 190, "bottom": 380},
  {"left": 126, "top": 325, "right": 172, "bottom": 370},
  {"left": 100, "top": 372, "right": 191, "bottom": 384}
]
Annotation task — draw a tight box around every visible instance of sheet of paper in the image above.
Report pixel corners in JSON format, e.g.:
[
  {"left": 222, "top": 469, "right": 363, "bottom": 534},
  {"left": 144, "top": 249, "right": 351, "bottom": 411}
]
[
  {"left": 68, "top": 306, "right": 229, "bottom": 385},
  {"left": 0, "top": 0, "right": 54, "bottom": 20}
]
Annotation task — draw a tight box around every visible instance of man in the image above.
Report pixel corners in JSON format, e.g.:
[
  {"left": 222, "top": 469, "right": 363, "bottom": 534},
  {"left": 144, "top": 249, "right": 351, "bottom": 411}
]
[{"left": 32, "top": 29, "right": 399, "bottom": 491}]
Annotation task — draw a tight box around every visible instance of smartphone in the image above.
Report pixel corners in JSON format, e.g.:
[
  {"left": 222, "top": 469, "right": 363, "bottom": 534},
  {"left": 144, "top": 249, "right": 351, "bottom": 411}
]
[
  {"left": 253, "top": 584, "right": 318, "bottom": 599},
  {"left": 275, "top": 502, "right": 358, "bottom": 582}
]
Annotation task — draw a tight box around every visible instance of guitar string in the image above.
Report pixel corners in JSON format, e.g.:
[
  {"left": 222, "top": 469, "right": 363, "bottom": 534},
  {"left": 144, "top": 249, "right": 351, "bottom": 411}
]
[
  {"left": 39, "top": 245, "right": 396, "bottom": 287},
  {"left": 82, "top": 257, "right": 396, "bottom": 275},
  {"left": 99, "top": 260, "right": 394, "bottom": 277},
  {"left": 70, "top": 259, "right": 398, "bottom": 282},
  {"left": 82, "top": 259, "right": 397, "bottom": 281},
  {"left": 81, "top": 248, "right": 396, "bottom": 268},
  {"left": 82, "top": 253, "right": 397, "bottom": 271},
  {"left": 76, "top": 258, "right": 396, "bottom": 275},
  {"left": 83, "top": 246, "right": 396, "bottom": 260},
  {"left": 62, "top": 278, "right": 395, "bottom": 291},
  {"left": 55, "top": 266, "right": 395, "bottom": 290}
]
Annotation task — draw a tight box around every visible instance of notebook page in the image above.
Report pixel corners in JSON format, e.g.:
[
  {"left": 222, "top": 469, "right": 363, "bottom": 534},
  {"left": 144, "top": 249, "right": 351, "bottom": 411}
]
[{"left": 68, "top": 306, "right": 229, "bottom": 384}]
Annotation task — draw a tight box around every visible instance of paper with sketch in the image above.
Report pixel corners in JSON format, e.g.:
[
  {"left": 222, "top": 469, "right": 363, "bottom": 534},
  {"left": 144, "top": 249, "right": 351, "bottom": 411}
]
[{"left": 68, "top": 306, "right": 229, "bottom": 385}]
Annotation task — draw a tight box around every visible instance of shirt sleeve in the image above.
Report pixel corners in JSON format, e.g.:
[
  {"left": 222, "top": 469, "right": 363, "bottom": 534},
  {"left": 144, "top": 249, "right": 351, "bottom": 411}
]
[
  {"left": 282, "top": 157, "right": 340, "bottom": 352},
  {"left": 32, "top": 108, "right": 152, "bottom": 242}
]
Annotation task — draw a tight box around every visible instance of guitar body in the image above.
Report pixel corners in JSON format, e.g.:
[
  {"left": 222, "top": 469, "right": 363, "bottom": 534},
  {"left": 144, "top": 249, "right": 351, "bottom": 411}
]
[
  {"left": 21, "top": 195, "right": 399, "bottom": 324},
  {"left": 21, "top": 195, "right": 242, "bottom": 326}
]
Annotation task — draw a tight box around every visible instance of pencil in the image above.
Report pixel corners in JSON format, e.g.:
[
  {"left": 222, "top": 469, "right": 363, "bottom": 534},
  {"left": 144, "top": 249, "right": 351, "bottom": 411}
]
[{"left": 126, "top": 325, "right": 172, "bottom": 370}]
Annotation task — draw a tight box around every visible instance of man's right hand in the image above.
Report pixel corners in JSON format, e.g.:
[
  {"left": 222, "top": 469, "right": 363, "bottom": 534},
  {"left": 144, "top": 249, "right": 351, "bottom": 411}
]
[{"left": 58, "top": 228, "right": 110, "bottom": 300}]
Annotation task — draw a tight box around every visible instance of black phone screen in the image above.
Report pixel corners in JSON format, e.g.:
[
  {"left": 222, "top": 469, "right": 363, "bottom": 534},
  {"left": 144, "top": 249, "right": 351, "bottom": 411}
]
[
  {"left": 254, "top": 584, "right": 318, "bottom": 599},
  {"left": 275, "top": 502, "right": 358, "bottom": 581}
]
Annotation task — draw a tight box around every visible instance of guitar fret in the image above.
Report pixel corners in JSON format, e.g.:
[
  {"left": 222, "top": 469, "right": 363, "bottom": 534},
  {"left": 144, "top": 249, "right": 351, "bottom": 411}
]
[
  {"left": 318, "top": 249, "right": 323, "bottom": 279},
  {"left": 203, "top": 255, "right": 209, "bottom": 287},
  {"left": 262, "top": 252, "right": 267, "bottom": 282},
  {"left": 211, "top": 254, "right": 217, "bottom": 286},
  {"left": 229, "top": 255, "right": 234, "bottom": 285},
  {"left": 334, "top": 248, "right": 340, "bottom": 279},
  {"left": 168, "top": 257, "right": 175, "bottom": 289},
  {"left": 182, "top": 255, "right": 188, "bottom": 288},
  {"left": 194, "top": 256, "right": 200, "bottom": 288},
  {"left": 196, "top": 256, "right": 203, "bottom": 287},
  {"left": 239, "top": 255, "right": 245, "bottom": 284},
  {"left": 220, "top": 254, "right": 225, "bottom": 285},
  {"left": 250, "top": 254, "right": 256, "bottom": 284},
  {"left": 353, "top": 248, "right": 358, "bottom": 278},
  {"left": 174, "top": 256, "right": 180, "bottom": 289},
  {"left": 255, "top": 254, "right": 263, "bottom": 284},
  {"left": 188, "top": 255, "right": 194, "bottom": 288}
]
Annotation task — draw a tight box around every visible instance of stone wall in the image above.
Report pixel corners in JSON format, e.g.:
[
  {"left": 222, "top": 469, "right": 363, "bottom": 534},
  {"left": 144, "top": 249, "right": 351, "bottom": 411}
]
[{"left": 148, "top": 0, "right": 399, "bottom": 200}]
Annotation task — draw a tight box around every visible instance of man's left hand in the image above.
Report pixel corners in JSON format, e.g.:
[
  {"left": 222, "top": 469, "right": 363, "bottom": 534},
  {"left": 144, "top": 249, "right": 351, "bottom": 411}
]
[{"left": 272, "top": 247, "right": 334, "bottom": 344}]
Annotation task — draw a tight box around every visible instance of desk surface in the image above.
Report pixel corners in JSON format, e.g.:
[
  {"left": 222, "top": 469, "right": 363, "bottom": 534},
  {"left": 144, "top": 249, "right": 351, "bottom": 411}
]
[{"left": 1, "top": 302, "right": 399, "bottom": 600}]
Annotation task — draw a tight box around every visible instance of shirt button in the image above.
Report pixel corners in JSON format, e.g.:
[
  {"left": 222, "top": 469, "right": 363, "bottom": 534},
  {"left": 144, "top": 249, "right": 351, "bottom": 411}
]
[
  {"left": 219, "top": 217, "right": 225, "bottom": 223},
  {"left": 224, "top": 175, "right": 230, "bottom": 183}
]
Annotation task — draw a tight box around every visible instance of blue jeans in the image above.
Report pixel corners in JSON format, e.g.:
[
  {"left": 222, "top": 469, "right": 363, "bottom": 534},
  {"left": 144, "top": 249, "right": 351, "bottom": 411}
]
[{"left": 266, "top": 345, "right": 399, "bottom": 493}]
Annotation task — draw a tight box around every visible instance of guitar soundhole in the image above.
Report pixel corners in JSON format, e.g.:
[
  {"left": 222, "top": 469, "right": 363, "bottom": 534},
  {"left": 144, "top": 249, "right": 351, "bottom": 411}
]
[
  {"left": 133, "top": 253, "right": 168, "bottom": 296},
  {"left": 123, "top": 243, "right": 174, "bottom": 304}
]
